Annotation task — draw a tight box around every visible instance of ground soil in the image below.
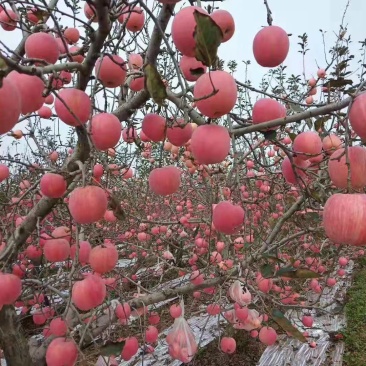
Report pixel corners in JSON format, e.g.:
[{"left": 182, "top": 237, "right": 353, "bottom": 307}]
[{"left": 187, "top": 328, "right": 266, "bottom": 366}]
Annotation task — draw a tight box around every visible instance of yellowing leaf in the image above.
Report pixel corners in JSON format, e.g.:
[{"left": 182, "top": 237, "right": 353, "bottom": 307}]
[
  {"left": 276, "top": 267, "right": 320, "bottom": 279},
  {"left": 272, "top": 309, "right": 307, "bottom": 343},
  {"left": 193, "top": 10, "right": 223, "bottom": 67},
  {"left": 30, "top": 9, "right": 49, "bottom": 22},
  {"left": 0, "top": 58, "right": 7, "bottom": 71},
  {"left": 262, "top": 254, "right": 285, "bottom": 264},
  {"left": 144, "top": 64, "right": 167, "bottom": 106},
  {"left": 326, "top": 78, "right": 353, "bottom": 88}
]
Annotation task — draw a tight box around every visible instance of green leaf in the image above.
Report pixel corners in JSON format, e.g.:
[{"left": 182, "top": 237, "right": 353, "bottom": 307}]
[
  {"left": 262, "top": 129, "right": 277, "bottom": 141},
  {"left": 306, "top": 118, "right": 313, "bottom": 129},
  {"left": 100, "top": 340, "right": 126, "bottom": 356},
  {"left": 262, "top": 253, "right": 285, "bottom": 264},
  {"left": 193, "top": 10, "right": 223, "bottom": 67},
  {"left": 271, "top": 309, "right": 307, "bottom": 342},
  {"left": 144, "top": 63, "right": 167, "bottom": 105},
  {"left": 314, "top": 116, "right": 330, "bottom": 131},
  {"left": 304, "top": 211, "right": 322, "bottom": 221},
  {"left": 325, "top": 78, "right": 353, "bottom": 88},
  {"left": 260, "top": 263, "right": 276, "bottom": 279},
  {"left": 0, "top": 191, "right": 8, "bottom": 203},
  {"left": 289, "top": 103, "right": 303, "bottom": 113},
  {"left": 190, "top": 67, "right": 205, "bottom": 77},
  {"left": 336, "top": 60, "right": 348, "bottom": 73},
  {"left": 308, "top": 189, "right": 322, "bottom": 202},
  {"left": 288, "top": 132, "right": 297, "bottom": 142},
  {"left": 276, "top": 266, "right": 320, "bottom": 279},
  {"left": 338, "top": 46, "right": 348, "bottom": 56}
]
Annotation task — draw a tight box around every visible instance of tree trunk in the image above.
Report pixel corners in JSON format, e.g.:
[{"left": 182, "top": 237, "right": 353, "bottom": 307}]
[{"left": 0, "top": 305, "right": 34, "bottom": 366}]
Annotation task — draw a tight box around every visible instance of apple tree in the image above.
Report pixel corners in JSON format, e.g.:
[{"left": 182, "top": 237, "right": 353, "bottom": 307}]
[{"left": 0, "top": 0, "right": 365, "bottom": 365}]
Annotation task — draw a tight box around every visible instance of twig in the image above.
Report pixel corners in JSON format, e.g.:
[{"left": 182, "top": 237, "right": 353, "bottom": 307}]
[{"left": 263, "top": 0, "right": 273, "bottom": 26}]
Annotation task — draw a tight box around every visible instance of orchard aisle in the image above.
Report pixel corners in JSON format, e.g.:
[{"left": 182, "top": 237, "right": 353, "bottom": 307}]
[
  {"left": 98, "top": 262, "right": 354, "bottom": 366},
  {"left": 0, "top": 261, "right": 352, "bottom": 366},
  {"left": 257, "top": 261, "right": 354, "bottom": 366},
  {"left": 115, "top": 314, "right": 225, "bottom": 366}
]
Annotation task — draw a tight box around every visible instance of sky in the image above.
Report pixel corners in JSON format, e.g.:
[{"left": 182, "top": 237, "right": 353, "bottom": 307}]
[
  {"left": 0, "top": 0, "right": 365, "bottom": 156},
  {"left": 218, "top": 0, "right": 366, "bottom": 83}
]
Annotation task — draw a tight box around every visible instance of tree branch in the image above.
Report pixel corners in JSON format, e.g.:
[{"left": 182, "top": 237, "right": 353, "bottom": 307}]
[
  {"left": 83, "top": 269, "right": 238, "bottom": 344},
  {"left": 0, "top": 306, "right": 34, "bottom": 366},
  {"left": 166, "top": 89, "right": 206, "bottom": 125},
  {"left": 2, "top": 5, "right": 180, "bottom": 364},
  {"left": 231, "top": 96, "right": 353, "bottom": 136},
  {"left": 77, "top": 0, "right": 112, "bottom": 90},
  {"left": 264, "top": 195, "right": 305, "bottom": 250},
  {"left": 113, "top": 3, "right": 178, "bottom": 120}
]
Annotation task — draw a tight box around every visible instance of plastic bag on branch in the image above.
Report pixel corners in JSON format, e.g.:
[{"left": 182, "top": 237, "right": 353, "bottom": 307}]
[
  {"left": 166, "top": 299, "right": 197, "bottom": 363},
  {"left": 228, "top": 279, "right": 252, "bottom": 306}
]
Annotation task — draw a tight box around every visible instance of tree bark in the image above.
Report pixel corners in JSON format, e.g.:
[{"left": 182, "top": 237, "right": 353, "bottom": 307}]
[{"left": 0, "top": 305, "right": 34, "bottom": 366}]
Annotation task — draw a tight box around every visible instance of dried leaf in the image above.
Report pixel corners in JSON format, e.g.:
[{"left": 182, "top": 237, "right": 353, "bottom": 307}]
[
  {"left": 193, "top": 10, "right": 223, "bottom": 67},
  {"left": 144, "top": 64, "right": 167, "bottom": 105},
  {"left": 30, "top": 9, "right": 48, "bottom": 21},
  {"left": 271, "top": 309, "right": 307, "bottom": 342},
  {"left": 109, "top": 194, "right": 126, "bottom": 221}
]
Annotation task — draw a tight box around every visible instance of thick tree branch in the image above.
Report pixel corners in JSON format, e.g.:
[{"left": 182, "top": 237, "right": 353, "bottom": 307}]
[
  {"left": 6, "top": 5, "right": 179, "bottom": 364},
  {"left": 167, "top": 89, "right": 206, "bottom": 125},
  {"left": 1, "top": 128, "right": 89, "bottom": 263},
  {"left": 113, "top": 3, "right": 177, "bottom": 120},
  {"left": 0, "top": 56, "right": 83, "bottom": 76},
  {"left": 3, "top": 1, "right": 178, "bottom": 263},
  {"left": 144, "top": 3, "right": 175, "bottom": 65},
  {"left": 231, "top": 97, "right": 353, "bottom": 136},
  {"left": 264, "top": 195, "right": 305, "bottom": 249},
  {"left": 0, "top": 306, "right": 34, "bottom": 366},
  {"left": 77, "top": 0, "right": 111, "bottom": 90},
  {"left": 113, "top": 90, "right": 149, "bottom": 121}
]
